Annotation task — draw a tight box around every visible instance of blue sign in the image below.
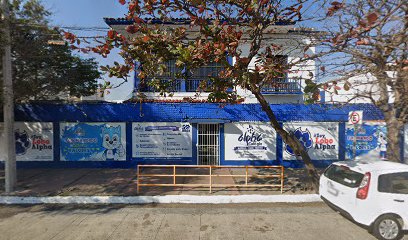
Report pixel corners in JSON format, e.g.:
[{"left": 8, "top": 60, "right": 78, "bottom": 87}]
[
  {"left": 60, "top": 123, "right": 126, "bottom": 161},
  {"left": 346, "top": 122, "right": 387, "bottom": 159}
]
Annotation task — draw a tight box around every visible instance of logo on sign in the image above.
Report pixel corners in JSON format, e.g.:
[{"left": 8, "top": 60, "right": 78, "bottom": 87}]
[
  {"left": 134, "top": 124, "right": 144, "bottom": 132},
  {"left": 285, "top": 127, "right": 313, "bottom": 156},
  {"left": 15, "top": 130, "right": 31, "bottom": 155},
  {"left": 15, "top": 130, "right": 52, "bottom": 155},
  {"left": 238, "top": 125, "right": 263, "bottom": 146},
  {"left": 182, "top": 124, "right": 191, "bottom": 132}
]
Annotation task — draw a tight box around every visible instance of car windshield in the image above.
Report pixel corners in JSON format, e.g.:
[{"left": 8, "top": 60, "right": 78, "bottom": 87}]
[{"left": 324, "top": 165, "right": 365, "bottom": 188}]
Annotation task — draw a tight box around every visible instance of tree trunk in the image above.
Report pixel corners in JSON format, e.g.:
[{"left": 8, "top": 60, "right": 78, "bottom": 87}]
[
  {"left": 1, "top": 0, "right": 17, "bottom": 193},
  {"left": 251, "top": 89, "right": 320, "bottom": 192},
  {"left": 384, "top": 112, "right": 403, "bottom": 162}
]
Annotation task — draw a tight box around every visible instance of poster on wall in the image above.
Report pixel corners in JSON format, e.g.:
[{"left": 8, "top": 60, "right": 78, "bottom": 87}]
[
  {"left": 0, "top": 122, "right": 54, "bottom": 161},
  {"left": 60, "top": 122, "right": 126, "bottom": 161},
  {"left": 283, "top": 122, "right": 339, "bottom": 160},
  {"left": 132, "top": 122, "right": 192, "bottom": 158},
  {"left": 224, "top": 122, "right": 276, "bottom": 161},
  {"left": 345, "top": 122, "right": 387, "bottom": 160}
]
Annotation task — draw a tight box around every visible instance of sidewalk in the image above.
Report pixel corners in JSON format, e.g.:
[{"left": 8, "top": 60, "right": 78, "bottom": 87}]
[{"left": 0, "top": 167, "right": 320, "bottom": 197}]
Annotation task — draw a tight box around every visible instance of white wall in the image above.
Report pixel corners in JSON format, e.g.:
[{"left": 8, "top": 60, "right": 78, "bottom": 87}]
[
  {"left": 325, "top": 73, "right": 395, "bottom": 104},
  {"left": 234, "top": 36, "right": 315, "bottom": 104},
  {"left": 109, "top": 23, "right": 317, "bottom": 104}
]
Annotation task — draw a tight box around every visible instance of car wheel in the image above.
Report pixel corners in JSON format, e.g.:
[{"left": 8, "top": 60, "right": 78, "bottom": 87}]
[{"left": 373, "top": 215, "right": 403, "bottom": 240}]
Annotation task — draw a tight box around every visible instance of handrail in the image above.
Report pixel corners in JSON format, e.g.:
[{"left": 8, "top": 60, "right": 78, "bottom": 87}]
[{"left": 137, "top": 165, "right": 284, "bottom": 194}]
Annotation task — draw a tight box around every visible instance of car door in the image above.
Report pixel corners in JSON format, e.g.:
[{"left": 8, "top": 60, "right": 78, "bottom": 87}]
[{"left": 376, "top": 171, "right": 408, "bottom": 228}]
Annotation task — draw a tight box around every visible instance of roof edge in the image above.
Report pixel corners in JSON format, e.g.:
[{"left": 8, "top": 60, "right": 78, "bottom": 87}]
[{"left": 103, "top": 17, "right": 296, "bottom": 26}]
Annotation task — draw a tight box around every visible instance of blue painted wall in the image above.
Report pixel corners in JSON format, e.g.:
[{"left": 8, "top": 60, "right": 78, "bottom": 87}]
[{"left": 0, "top": 102, "right": 390, "bottom": 169}]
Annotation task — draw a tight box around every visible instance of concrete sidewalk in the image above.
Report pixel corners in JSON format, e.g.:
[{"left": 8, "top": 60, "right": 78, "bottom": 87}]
[
  {"left": 0, "top": 167, "right": 318, "bottom": 196},
  {"left": 0, "top": 203, "right": 385, "bottom": 240}
]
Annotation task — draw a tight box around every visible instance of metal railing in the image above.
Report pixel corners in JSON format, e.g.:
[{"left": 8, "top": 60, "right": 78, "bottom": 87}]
[
  {"left": 137, "top": 165, "right": 284, "bottom": 194},
  {"left": 139, "top": 78, "right": 301, "bottom": 94},
  {"left": 139, "top": 78, "right": 181, "bottom": 92},
  {"left": 185, "top": 78, "right": 212, "bottom": 92},
  {"left": 261, "top": 78, "right": 302, "bottom": 94}
]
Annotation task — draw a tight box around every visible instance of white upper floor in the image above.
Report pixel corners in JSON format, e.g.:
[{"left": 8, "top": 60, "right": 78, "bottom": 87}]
[{"left": 104, "top": 18, "right": 318, "bottom": 104}]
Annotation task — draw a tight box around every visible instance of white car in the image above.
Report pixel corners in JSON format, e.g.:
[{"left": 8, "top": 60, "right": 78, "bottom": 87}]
[{"left": 320, "top": 160, "right": 408, "bottom": 240}]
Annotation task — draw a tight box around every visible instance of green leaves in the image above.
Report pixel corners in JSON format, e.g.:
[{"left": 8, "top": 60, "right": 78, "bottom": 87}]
[{"left": 6, "top": 0, "right": 101, "bottom": 102}]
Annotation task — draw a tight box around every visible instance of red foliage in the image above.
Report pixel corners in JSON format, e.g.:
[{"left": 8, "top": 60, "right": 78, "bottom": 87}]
[
  {"left": 367, "top": 12, "right": 379, "bottom": 25},
  {"left": 198, "top": 5, "right": 205, "bottom": 14},
  {"left": 356, "top": 38, "right": 370, "bottom": 45},
  {"left": 142, "top": 35, "right": 151, "bottom": 42},
  {"left": 107, "top": 30, "right": 116, "bottom": 39},
  {"left": 327, "top": 1, "right": 344, "bottom": 17},
  {"left": 125, "top": 25, "right": 139, "bottom": 34},
  {"left": 63, "top": 31, "right": 77, "bottom": 44}
]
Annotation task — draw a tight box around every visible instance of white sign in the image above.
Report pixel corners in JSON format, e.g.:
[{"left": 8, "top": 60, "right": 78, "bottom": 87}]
[
  {"left": 224, "top": 122, "right": 276, "bottom": 161},
  {"left": 0, "top": 122, "right": 54, "bottom": 161},
  {"left": 283, "top": 122, "right": 339, "bottom": 160},
  {"left": 132, "top": 122, "right": 192, "bottom": 158},
  {"left": 348, "top": 111, "right": 363, "bottom": 125}
]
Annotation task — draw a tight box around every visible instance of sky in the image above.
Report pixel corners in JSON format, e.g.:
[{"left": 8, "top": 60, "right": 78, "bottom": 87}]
[{"left": 42, "top": 0, "right": 133, "bottom": 102}]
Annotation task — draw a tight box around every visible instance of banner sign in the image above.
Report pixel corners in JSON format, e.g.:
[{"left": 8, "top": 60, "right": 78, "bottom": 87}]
[
  {"left": 345, "top": 122, "right": 387, "bottom": 160},
  {"left": 283, "top": 122, "right": 339, "bottom": 160},
  {"left": 0, "top": 122, "right": 54, "bottom": 161},
  {"left": 224, "top": 122, "right": 276, "bottom": 161},
  {"left": 60, "top": 122, "right": 126, "bottom": 161},
  {"left": 132, "top": 122, "right": 192, "bottom": 158}
]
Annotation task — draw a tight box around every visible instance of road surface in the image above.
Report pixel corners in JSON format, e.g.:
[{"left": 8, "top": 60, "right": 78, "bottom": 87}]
[{"left": 0, "top": 202, "right": 405, "bottom": 240}]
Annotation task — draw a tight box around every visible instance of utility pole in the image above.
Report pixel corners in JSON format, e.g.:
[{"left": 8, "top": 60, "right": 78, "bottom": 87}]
[{"left": 1, "top": 0, "right": 16, "bottom": 192}]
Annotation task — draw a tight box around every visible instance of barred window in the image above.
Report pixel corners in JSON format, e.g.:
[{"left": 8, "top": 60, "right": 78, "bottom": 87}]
[{"left": 189, "top": 62, "right": 225, "bottom": 79}]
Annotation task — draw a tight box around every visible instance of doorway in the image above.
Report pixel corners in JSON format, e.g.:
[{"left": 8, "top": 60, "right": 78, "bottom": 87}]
[{"left": 197, "top": 124, "right": 220, "bottom": 165}]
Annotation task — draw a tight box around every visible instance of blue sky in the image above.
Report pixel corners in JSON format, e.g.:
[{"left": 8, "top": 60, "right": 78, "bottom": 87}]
[{"left": 42, "top": 0, "right": 133, "bottom": 101}]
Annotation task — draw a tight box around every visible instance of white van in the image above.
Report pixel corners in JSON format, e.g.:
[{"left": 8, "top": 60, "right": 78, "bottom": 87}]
[{"left": 319, "top": 160, "right": 408, "bottom": 240}]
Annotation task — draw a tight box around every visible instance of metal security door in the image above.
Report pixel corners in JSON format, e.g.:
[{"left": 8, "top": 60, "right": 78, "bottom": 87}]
[{"left": 197, "top": 124, "right": 220, "bottom": 165}]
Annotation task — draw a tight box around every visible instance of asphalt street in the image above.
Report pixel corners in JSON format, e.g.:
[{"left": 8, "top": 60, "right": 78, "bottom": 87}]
[{"left": 0, "top": 202, "right": 406, "bottom": 240}]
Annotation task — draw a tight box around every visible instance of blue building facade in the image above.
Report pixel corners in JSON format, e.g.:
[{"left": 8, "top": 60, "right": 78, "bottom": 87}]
[{"left": 0, "top": 102, "right": 402, "bottom": 169}]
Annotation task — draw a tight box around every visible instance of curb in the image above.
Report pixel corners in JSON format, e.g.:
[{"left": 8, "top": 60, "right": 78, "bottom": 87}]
[{"left": 0, "top": 194, "right": 322, "bottom": 204}]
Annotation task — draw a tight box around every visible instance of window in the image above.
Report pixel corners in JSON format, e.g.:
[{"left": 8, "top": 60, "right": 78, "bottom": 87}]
[
  {"left": 187, "top": 62, "right": 225, "bottom": 92},
  {"left": 324, "top": 165, "right": 365, "bottom": 188},
  {"left": 139, "top": 60, "right": 183, "bottom": 92},
  {"left": 189, "top": 62, "right": 225, "bottom": 79},
  {"left": 138, "top": 59, "right": 228, "bottom": 92},
  {"left": 378, "top": 172, "right": 408, "bottom": 194}
]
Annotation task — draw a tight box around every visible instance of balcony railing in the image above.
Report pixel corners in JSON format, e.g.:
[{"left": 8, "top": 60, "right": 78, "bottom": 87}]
[
  {"left": 139, "top": 78, "right": 302, "bottom": 94},
  {"left": 139, "top": 78, "right": 212, "bottom": 92},
  {"left": 261, "top": 78, "right": 302, "bottom": 94},
  {"left": 139, "top": 78, "right": 182, "bottom": 92}
]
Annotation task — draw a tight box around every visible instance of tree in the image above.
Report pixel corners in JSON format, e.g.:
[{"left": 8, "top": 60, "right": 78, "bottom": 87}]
[
  {"left": 73, "top": 0, "right": 322, "bottom": 190},
  {"left": 0, "top": 0, "right": 101, "bottom": 102},
  {"left": 306, "top": 0, "right": 407, "bottom": 162}
]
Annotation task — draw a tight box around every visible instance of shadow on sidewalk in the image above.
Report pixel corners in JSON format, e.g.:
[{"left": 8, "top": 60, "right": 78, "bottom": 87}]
[{"left": 0, "top": 167, "right": 321, "bottom": 197}]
